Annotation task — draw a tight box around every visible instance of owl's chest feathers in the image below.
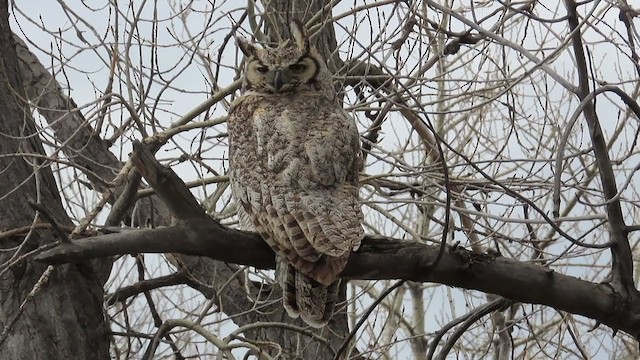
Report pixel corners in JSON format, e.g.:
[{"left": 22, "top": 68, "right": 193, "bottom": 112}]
[
  {"left": 254, "top": 108, "right": 297, "bottom": 169},
  {"left": 247, "top": 93, "right": 351, "bottom": 187}
]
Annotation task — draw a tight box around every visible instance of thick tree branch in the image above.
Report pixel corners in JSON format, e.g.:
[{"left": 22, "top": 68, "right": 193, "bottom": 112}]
[
  {"left": 35, "top": 214, "right": 640, "bottom": 339},
  {"left": 34, "top": 137, "right": 640, "bottom": 340}
]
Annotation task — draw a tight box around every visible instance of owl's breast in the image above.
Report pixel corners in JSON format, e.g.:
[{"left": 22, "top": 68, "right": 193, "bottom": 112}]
[
  {"left": 252, "top": 106, "right": 304, "bottom": 180},
  {"left": 249, "top": 96, "right": 357, "bottom": 189}
]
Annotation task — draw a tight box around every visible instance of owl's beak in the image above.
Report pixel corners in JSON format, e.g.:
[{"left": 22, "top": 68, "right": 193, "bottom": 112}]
[{"left": 270, "top": 70, "right": 291, "bottom": 91}]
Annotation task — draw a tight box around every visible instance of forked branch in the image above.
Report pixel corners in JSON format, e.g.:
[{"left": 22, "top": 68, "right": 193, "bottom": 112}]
[{"left": 564, "top": 0, "right": 636, "bottom": 294}]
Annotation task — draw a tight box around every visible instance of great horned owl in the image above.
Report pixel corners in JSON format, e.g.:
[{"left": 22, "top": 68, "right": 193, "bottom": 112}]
[{"left": 227, "top": 21, "right": 364, "bottom": 328}]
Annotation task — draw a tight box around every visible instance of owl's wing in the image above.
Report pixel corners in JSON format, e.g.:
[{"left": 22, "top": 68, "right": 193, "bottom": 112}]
[
  {"left": 233, "top": 182, "right": 357, "bottom": 285},
  {"left": 295, "top": 187, "right": 363, "bottom": 255},
  {"left": 266, "top": 185, "right": 362, "bottom": 284},
  {"left": 296, "top": 110, "right": 364, "bottom": 255}
]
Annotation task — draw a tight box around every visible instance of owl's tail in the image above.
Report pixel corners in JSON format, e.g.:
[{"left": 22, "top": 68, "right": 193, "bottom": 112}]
[{"left": 277, "top": 258, "right": 339, "bottom": 328}]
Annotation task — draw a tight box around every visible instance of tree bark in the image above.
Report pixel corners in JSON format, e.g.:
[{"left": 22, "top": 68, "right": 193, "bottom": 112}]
[
  {"left": 265, "top": 0, "right": 341, "bottom": 72},
  {"left": 0, "top": 1, "right": 110, "bottom": 358}
]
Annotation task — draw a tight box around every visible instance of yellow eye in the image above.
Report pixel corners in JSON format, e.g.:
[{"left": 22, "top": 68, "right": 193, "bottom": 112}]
[{"left": 289, "top": 63, "right": 306, "bottom": 73}]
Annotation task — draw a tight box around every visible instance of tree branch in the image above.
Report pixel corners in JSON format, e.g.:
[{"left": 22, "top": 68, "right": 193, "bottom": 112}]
[
  {"left": 32, "top": 128, "right": 640, "bottom": 342},
  {"left": 564, "top": 0, "right": 636, "bottom": 293},
  {"left": 34, "top": 215, "right": 640, "bottom": 339}
]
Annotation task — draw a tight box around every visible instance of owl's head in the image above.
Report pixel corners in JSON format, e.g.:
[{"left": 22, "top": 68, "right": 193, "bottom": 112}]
[{"left": 237, "top": 21, "right": 334, "bottom": 97}]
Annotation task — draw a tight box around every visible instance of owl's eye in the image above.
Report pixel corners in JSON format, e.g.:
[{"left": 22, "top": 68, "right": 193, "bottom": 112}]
[
  {"left": 289, "top": 63, "right": 306, "bottom": 74},
  {"left": 257, "top": 65, "right": 269, "bottom": 73}
]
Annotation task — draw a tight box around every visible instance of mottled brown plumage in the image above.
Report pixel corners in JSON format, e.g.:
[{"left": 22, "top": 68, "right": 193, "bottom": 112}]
[{"left": 228, "top": 21, "right": 364, "bottom": 327}]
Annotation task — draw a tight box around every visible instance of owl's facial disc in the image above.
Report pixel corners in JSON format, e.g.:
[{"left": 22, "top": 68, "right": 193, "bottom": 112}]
[
  {"left": 248, "top": 55, "right": 318, "bottom": 93},
  {"left": 285, "top": 56, "right": 319, "bottom": 87}
]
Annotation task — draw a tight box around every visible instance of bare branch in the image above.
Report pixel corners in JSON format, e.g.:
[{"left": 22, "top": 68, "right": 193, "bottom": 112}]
[{"left": 564, "top": 0, "right": 636, "bottom": 293}]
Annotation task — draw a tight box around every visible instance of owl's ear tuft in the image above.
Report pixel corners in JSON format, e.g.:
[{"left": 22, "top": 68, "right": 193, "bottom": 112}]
[
  {"left": 290, "top": 20, "right": 309, "bottom": 52},
  {"left": 236, "top": 36, "right": 257, "bottom": 57}
]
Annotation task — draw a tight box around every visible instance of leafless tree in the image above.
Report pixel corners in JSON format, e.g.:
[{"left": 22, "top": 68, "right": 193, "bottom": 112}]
[{"left": 2, "top": 0, "right": 640, "bottom": 359}]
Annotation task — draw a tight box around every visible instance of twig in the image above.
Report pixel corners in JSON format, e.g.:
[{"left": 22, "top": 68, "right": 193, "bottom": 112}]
[
  {"left": 142, "top": 318, "right": 243, "bottom": 360},
  {"left": 564, "top": 0, "right": 635, "bottom": 292},
  {"left": 0, "top": 266, "right": 56, "bottom": 347},
  {"left": 553, "top": 85, "right": 640, "bottom": 220},
  {"left": 106, "top": 269, "right": 193, "bottom": 306},
  {"left": 427, "top": 297, "right": 511, "bottom": 360},
  {"left": 334, "top": 280, "right": 405, "bottom": 360}
]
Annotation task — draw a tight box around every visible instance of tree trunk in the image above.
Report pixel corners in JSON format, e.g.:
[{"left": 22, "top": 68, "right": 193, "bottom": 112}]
[{"left": 0, "top": 1, "right": 110, "bottom": 359}]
